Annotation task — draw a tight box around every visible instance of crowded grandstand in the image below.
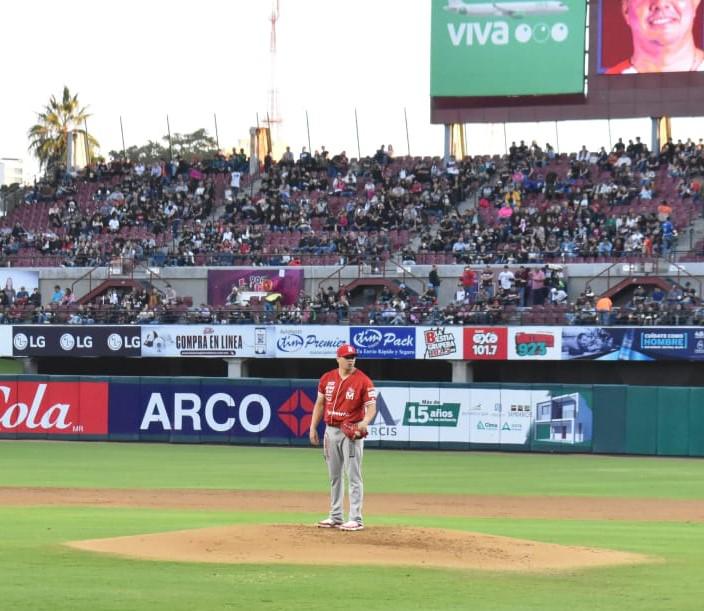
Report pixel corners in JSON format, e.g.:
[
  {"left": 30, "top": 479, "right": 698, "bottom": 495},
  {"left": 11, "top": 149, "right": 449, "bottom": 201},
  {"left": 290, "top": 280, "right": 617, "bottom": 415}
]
[{"left": 0, "top": 134, "right": 703, "bottom": 327}]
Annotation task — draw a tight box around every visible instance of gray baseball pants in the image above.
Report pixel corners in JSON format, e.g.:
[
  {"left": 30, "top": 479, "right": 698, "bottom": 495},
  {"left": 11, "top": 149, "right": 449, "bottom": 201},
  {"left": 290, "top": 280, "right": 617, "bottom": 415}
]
[{"left": 323, "top": 425, "right": 364, "bottom": 524}]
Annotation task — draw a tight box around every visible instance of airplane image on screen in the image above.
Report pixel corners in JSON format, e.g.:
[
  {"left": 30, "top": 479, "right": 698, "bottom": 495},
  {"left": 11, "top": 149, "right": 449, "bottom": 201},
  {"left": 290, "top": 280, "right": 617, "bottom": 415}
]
[{"left": 444, "top": 0, "right": 569, "bottom": 18}]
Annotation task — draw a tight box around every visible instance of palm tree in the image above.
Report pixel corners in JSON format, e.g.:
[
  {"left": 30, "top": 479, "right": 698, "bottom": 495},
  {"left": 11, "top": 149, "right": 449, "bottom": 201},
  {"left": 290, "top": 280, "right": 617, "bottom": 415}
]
[{"left": 27, "top": 86, "right": 100, "bottom": 171}]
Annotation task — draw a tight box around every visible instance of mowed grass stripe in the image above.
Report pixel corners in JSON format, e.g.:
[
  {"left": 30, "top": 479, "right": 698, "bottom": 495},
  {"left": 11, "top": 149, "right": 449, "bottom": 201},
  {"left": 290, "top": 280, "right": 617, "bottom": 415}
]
[{"left": 1, "top": 440, "right": 703, "bottom": 499}]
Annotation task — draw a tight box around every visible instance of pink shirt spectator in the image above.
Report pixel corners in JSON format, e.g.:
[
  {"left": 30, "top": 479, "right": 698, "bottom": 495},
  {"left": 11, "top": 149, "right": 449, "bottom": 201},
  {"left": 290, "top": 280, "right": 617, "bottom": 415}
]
[
  {"left": 529, "top": 268, "right": 545, "bottom": 290},
  {"left": 498, "top": 204, "right": 513, "bottom": 219}
]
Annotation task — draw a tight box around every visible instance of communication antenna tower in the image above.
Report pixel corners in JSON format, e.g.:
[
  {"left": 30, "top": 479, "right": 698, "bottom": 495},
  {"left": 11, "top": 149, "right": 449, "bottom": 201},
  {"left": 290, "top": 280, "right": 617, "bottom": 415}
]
[{"left": 267, "top": 0, "right": 282, "bottom": 149}]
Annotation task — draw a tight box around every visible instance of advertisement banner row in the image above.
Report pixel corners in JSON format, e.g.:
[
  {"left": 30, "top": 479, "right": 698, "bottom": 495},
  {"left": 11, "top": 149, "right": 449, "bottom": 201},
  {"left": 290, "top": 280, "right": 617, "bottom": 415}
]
[
  {"left": 0, "top": 379, "right": 592, "bottom": 449},
  {"left": 5, "top": 325, "right": 704, "bottom": 362}
]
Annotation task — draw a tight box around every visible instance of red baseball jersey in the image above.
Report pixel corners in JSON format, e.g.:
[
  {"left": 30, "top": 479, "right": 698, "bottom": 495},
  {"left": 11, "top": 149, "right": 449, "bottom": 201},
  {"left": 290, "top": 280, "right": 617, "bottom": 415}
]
[{"left": 317, "top": 368, "right": 376, "bottom": 426}]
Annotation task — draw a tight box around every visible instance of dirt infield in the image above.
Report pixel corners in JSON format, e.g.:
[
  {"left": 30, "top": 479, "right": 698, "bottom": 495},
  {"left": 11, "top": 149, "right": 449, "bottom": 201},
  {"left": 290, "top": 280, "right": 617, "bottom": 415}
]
[
  {"left": 5, "top": 487, "right": 691, "bottom": 571},
  {"left": 2, "top": 487, "right": 704, "bottom": 522}
]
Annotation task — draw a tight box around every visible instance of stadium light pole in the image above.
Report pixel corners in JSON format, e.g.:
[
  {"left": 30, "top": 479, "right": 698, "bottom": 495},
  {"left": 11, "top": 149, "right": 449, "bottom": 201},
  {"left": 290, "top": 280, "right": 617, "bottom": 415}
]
[
  {"left": 83, "top": 119, "right": 91, "bottom": 166},
  {"left": 214, "top": 113, "right": 220, "bottom": 151},
  {"left": 354, "top": 108, "right": 361, "bottom": 160},
  {"left": 305, "top": 110, "right": 312, "bottom": 157},
  {"left": 443, "top": 125, "right": 450, "bottom": 162},
  {"left": 404, "top": 107, "right": 411, "bottom": 157},
  {"left": 166, "top": 115, "right": 174, "bottom": 161},
  {"left": 607, "top": 118, "right": 613, "bottom": 151},
  {"left": 554, "top": 121, "right": 560, "bottom": 154},
  {"left": 119, "top": 116, "right": 126, "bottom": 159}
]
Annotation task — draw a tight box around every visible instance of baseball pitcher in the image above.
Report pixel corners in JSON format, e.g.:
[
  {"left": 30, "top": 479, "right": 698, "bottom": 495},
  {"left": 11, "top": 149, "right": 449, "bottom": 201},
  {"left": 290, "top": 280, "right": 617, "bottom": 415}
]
[{"left": 309, "top": 343, "right": 377, "bottom": 531}]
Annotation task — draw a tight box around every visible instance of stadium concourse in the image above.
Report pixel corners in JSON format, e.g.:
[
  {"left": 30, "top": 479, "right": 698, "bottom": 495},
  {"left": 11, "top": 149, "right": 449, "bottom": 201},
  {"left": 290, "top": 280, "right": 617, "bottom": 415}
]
[{"left": 0, "top": 138, "right": 703, "bottom": 327}]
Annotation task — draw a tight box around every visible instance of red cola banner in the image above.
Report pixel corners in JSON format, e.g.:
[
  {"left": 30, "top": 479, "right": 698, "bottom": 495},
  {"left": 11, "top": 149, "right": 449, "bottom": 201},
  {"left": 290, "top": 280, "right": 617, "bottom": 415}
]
[{"left": 0, "top": 381, "right": 108, "bottom": 435}]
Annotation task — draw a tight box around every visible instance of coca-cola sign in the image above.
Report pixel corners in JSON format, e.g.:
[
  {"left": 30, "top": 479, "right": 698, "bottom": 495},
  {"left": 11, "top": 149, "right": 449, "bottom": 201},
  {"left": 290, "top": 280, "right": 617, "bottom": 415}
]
[{"left": 0, "top": 381, "right": 108, "bottom": 435}]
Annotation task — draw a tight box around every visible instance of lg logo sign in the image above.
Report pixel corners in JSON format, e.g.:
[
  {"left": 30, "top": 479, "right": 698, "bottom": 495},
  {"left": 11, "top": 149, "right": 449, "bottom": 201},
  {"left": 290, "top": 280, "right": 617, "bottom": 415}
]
[
  {"left": 13, "top": 333, "right": 45, "bottom": 350},
  {"left": 107, "top": 333, "right": 140, "bottom": 351},
  {"left": 60, "top": 334, "right": 93, "bottom": 351}
]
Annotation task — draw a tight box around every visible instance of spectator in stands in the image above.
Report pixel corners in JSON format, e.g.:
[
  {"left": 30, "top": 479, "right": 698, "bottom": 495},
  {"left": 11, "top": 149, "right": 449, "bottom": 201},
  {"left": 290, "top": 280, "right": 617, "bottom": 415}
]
[
  {"left": 226, "top": 284, "right": 240, "bottom": 305},
  {"left": 3, "top": 278, "right": 16, "bottom": 305},
  {"left": 15, "top": 286, "right": 29, "bottom": 304},
  {"left": 50, "top": 285, "right": 63, "bottom": 303},
  {"left": 461, "top": 266, "right": 476, "bottom": 302},
  {"left": 549, "top": 286, "right": 568, "bottom": 305},
  {"left": 514, "top": 265, "right": 528, "bottom": 307},
  {"left": 428, "top": 264, "right": 440, "bottom": 290},
  {"left": 336, "top": 292, "right": 350, "bottom": 322},
  {"left": 420, "top": 284, "right": 437, "bottom": 306},
  {"left": 633, "top": 284, "right": 647, "bottom": 305},
  {"left": 61, "top": 288, "right": 77, "bottom": 305},
  {"left": 596, "top": 294, "right": 613, "bottom": 325},
  {"left": 397, "top": 283, "right": 410, "bottom": 302},
  {"left": 529, "top": 266, "right": 546, "bottom": 305},
  {"left": 33, "top": 306, "right": 52, "bottom": 324},
  {"left": 661, "top": 217, "right": 676, "bottom": 254},
  {"left": 497, "top": 265, "right": 515, "bottom": 294},
  {"left": 378, "top": 285, "right": 393, "bottom": 304},
  {"left": 28, "top": 288, "right": 41, "bottom": 307},
  {"left": 390, "top": 304, "right": 406, "bottom": 325}
]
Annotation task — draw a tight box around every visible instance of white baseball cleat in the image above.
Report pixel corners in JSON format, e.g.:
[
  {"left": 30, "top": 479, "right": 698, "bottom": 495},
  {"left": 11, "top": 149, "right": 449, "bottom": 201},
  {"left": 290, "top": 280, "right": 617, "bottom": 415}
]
[
  {"left": 317, "top": 518, "right": 342, "bottom": 528},
  {"left": 339, "top": 520, "right": 364, "bottom": 531}
]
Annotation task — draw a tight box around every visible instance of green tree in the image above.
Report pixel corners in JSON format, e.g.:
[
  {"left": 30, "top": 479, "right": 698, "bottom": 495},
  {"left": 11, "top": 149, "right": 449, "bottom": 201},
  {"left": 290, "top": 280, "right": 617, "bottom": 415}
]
[
  {"left": 27, "top": 86, "right": 100, "bottom": 171},
  {"left": 112, "top": 141, "right": 169, "bottom": 164},
  {"left": 170, "top": 128, "right": 218, "bottom": 159},
  {"left": 109, "top": 129, "right": 218, "bottom": 163}
]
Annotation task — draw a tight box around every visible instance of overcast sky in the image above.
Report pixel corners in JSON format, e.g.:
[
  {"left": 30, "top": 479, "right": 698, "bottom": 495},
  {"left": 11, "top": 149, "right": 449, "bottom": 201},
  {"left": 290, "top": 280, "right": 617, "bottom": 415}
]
[{"left": 3, "top": 0, "right": 703, "bottom": 182}]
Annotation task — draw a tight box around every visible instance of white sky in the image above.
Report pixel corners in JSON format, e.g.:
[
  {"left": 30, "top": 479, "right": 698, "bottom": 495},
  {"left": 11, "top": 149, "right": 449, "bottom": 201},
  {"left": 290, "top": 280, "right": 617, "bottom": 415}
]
[{"left": 2, "top": 0, "right": 704, "bottom": 183}]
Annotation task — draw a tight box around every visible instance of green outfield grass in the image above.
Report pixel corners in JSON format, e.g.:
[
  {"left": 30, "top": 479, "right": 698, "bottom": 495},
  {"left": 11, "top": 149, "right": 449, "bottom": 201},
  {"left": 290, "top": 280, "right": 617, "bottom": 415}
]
[
  {"left": 1, "top": 441, "right": 704, "bottom": 610},
  {"left": 0, "top": 358, "right": 23, "bottom": 374},
  {"left": 1, "top": 441, "right": 704, "bottom": 499}
]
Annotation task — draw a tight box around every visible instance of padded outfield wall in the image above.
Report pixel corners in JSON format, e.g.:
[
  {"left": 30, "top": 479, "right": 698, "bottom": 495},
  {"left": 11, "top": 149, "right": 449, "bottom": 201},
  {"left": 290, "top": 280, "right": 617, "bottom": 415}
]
[{"left": 0, "top": 376, "right": 702, "bottom": 457}]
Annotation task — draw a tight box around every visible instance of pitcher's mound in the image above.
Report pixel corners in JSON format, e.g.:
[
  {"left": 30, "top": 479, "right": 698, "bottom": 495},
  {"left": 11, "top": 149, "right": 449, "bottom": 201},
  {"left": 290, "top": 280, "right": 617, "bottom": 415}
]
[{"left": 67, "top": 524, "right": 652, "bottom": 572}]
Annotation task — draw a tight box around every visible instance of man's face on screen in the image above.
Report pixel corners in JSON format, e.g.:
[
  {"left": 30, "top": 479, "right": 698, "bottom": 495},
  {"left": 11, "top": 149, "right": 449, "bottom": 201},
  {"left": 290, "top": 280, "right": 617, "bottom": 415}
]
[{"left": 623, "top": 0, "right": 701, "bottom": 49}]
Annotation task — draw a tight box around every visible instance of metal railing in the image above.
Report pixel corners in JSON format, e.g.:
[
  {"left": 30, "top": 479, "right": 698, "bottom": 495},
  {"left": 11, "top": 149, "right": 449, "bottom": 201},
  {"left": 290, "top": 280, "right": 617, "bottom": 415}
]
[
  {"left": 8, "top": 247, "right": 704, "bottom": 269},
  {"left": 6, "top": 302, "right": 703, "bottom": 327},
  {"left": 585, "top": 256, "right": 703, "bottom": 300}
]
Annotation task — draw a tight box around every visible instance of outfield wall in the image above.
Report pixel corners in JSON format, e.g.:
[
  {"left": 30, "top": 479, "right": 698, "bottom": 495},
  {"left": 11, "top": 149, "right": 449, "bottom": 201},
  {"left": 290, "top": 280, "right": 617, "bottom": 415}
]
[{"left": 0, "top": 376, "right": 702, "bottom": 457}]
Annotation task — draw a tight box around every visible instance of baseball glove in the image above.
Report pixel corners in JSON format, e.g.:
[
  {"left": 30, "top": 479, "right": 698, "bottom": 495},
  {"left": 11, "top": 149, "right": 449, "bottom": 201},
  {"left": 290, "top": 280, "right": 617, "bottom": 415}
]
[{"left": 341, "top": 421, "right": 368, "bottom": 441}]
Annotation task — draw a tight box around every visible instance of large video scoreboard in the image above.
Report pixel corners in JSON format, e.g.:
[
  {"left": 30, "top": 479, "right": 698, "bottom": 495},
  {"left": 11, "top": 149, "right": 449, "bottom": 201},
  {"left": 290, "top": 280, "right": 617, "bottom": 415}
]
[
  {"left": 431, "top": 0, "right": 704, "bottom": 123},
  {"left": 431, "top": 0, "right": 587, "bottom": 97}
]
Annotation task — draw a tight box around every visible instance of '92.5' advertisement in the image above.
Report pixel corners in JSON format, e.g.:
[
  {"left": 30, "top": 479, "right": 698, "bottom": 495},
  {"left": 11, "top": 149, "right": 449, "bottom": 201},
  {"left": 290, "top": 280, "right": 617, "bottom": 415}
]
[{"left": 507, "top": 327, "right": 562, "bottom": 360}]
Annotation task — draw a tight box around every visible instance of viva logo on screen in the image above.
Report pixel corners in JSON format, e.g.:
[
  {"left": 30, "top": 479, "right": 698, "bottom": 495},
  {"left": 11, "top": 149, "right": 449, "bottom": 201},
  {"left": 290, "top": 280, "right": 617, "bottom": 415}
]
[{"left": 445, "top": 0, "right": 570, "bottom": 46}]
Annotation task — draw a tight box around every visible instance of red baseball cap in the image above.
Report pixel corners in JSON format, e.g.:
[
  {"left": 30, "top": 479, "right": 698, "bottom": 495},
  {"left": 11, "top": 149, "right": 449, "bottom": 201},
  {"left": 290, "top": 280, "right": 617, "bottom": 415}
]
[{"left": 336, "top": 344, "right": 357, "bottom": 358}]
